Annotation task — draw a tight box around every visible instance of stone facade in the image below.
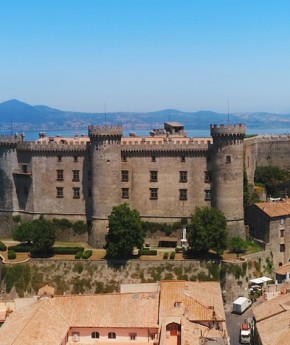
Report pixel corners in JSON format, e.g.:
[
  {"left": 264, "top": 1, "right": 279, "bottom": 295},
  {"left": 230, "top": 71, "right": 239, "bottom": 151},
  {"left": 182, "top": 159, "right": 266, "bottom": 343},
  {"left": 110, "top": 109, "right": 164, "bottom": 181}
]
[{"left": 0, "top": 122, "right": 247, "bottom": 247}]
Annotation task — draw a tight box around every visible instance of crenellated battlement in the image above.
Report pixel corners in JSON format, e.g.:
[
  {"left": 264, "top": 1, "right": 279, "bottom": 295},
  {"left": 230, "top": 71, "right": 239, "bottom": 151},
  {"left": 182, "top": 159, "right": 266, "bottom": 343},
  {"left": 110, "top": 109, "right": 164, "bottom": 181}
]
[
  {"left": 0, "top": 134, "right": 25, "bottom": 146},
  {"left": 17, "top": 140, "right": 89, "bottom": 152},
  {"left": 244, "top": 134, "right": 290, "bottom": 145},
  {"left": 210, "top": 124, "right": 246, "bottom": 137},
  {"left": 121, "top": 137, "right": 211, "bottom": 151},
  {"left": 88, "top": 125, "right": 123, "bottom": 138}
]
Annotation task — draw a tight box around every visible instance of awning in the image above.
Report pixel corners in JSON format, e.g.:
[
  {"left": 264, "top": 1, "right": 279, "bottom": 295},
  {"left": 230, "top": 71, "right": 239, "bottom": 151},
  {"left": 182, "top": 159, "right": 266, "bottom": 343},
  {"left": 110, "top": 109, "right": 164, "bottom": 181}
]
[{"left": 249, "top": 277, "right": 273, "bottom": 284}]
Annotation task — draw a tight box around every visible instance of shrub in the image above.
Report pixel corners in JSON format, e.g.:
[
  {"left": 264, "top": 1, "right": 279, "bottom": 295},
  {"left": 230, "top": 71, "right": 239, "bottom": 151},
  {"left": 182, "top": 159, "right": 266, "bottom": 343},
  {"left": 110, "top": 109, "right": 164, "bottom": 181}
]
[
  {"left": 75, "top": 251, "right": 83, "bottom": 259},
  {"left": 139, "top": 249, "right": 157, "bottom": 256},
  {"left": 175, "top": 247, "right": 184, "bottom": 253},
  {"left": 72, "top": 221, "right": 87, "bottom": 234},
  {"left": 8, "top": 244, "right": 32, "bottom": 252},
  {"left": 170, "top": 252, "right": 176, "bottom": 259},
  {"left": 8, "top": 250, "right": 16, "bottom": 260},
  {"left": 163, "top": 252, "right": 169, "bottom": 259},
  {"left": 0, "top": 241, "right": 7, "bottom": 251},
  {"left": 52, "top": 218, "right": 72, "bottom": 230},
  {"left": 82, "top": 250, "right": 93, "bottom": 259}
]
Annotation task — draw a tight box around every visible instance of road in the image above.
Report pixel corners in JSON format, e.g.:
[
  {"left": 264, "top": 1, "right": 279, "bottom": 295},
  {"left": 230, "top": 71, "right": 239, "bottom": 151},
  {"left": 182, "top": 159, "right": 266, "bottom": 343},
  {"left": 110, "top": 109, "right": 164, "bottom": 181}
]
[{"left": 225, "top": 306, "right": 254, "bottom": 345}]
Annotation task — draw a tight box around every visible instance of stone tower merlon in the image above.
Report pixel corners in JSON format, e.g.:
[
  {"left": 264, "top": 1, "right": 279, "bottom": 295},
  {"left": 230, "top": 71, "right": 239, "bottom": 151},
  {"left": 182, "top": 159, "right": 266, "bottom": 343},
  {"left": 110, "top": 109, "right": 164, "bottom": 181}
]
[
  {"left": 210, "top": 124, "right": 246, "bottom": 238},
  {"left": 89, "top": 125, "right": 123, "bottom": 247}
]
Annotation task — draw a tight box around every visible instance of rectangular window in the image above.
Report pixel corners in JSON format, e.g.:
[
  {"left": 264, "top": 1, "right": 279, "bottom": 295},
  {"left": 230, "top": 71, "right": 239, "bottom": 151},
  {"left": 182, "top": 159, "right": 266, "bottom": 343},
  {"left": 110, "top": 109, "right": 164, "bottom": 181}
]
[
  {"left": 280, "top": 218, "right": 285, "bottom": 225},
  {"left": 57, "top": 156, "right": 62, "bottom": 162},
  {"left": 280, "top": 243, "right": 285, "bottom": 252},
  {"left": 179, "top": 189, "right": 187, "bottom": 200},
  {"left": 204, "top": 171, "right": 211, "bottom": 183},
  {"left": 73, "top": 187, "right": 80, "bottom": 199},
  {"left": 57, "top": 169, "right": 64, "bottom": 181},
  {"left": 280, "top": 229, "right": 285, "bottom": 237},
  {"left": 56, "top": 187, "right": 64, "bottom": 198},
  {"left": 151, "top": 155, "right": 156, "bottom": 162},
  {"left": 121, "top": 170, "right": 129, "bottom": 182},
  {"left": 179, "top": 171, "right": 187, "bottom": 183},
  {"left": 22, "top": 164, "right": 28, "bottom": 173},
  {"left": 226, "top": 155, "right": 231, "bottom": 164},
  {"left": 122, "top": 188, "right": 129, "bottom": 199},
  {"left": 73, "top": 170, "right": 80, "bottom": 181},
  {"left": 181, "top": 156, "right": 186, "bottom": 162},
  {"left": 205, "top": 189, "right": 211, "bottom": 200},
  {"left": 150, "top": 188, "right": 158, "bottom": 200},
  {"left": 130, "top": 333, "right": 137, "bottom": 341},
  {"left": 122, "top": 155, "right": 127, "bottom": 162},
  {"left": 74, "top": 156, "right": 78, "bottom": 162},
  {"left": 150, "top": 170, "right": 158, "bottom": 182}
]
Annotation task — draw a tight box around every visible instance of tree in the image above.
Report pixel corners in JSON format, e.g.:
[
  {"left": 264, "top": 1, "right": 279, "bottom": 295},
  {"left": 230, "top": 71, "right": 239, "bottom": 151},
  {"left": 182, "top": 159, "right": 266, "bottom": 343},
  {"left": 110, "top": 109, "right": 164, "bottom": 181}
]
[
  {"left": 13, "top": 217, "right": 56, "bottom": 256},
  {"left": 30, "top": 218, "right": 56, "bottom": 256},
  {"left": 254, "top": 165, "right": 289, "bottom": 197},
  {"left": 187, "top": 206, "right": 227, "bottom": 255},
  {"left": 105, "top": 203, "right": 144, "bottom": 258},
  {"left": 13, "top": 221, "right": 33, "bottom": 244}
]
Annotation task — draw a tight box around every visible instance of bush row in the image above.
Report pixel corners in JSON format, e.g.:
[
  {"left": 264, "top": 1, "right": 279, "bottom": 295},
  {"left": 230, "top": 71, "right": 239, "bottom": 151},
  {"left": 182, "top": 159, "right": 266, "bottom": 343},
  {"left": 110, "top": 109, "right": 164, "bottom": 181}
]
[
  {"left": 52, "top": 246, "right": 85, "bottom": 255},
  {"left": 139, "top": 249, "right": 157, "bottom": 256}
]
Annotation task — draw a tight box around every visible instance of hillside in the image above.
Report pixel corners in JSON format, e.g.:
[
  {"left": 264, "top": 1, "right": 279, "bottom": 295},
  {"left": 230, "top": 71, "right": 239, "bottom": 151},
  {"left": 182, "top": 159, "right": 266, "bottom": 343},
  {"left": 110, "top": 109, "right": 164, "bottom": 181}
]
[{"left": 1, "top": 99, "right": 290, "bottom": 131}]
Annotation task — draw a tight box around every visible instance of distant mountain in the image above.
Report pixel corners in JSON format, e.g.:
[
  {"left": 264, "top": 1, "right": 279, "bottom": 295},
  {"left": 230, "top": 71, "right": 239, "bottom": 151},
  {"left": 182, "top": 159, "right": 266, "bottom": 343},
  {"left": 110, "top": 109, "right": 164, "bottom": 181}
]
[{"left": 0, "top": 99, "right": 290, "bottom": 131}]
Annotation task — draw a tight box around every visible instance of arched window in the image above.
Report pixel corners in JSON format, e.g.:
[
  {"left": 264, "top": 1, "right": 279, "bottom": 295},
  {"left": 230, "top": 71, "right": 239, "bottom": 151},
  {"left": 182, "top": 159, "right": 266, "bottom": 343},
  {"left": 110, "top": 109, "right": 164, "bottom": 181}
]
[
  {"left": 108, "top": 332, "right": 116, "bottom": 339},
  {"left": 166, "top": 323, "right": 181, "bottom": 331},
  {"left": 91, "top": 331, "right": 100, "bottom": 339}
]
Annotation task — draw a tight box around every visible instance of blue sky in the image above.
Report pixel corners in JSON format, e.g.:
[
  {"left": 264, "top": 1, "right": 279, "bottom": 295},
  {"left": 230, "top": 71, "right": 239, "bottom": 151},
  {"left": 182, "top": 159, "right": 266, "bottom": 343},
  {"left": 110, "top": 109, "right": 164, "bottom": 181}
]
[{"left": 1, "top": 0, "right": 290, "bottom": 113}]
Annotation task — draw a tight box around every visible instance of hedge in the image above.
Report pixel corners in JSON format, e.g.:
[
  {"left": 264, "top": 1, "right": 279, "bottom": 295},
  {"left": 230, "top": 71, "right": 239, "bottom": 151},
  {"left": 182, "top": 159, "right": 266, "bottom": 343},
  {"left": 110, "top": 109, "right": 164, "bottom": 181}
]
[
  {"left": 82, "top": 250, "right": 93, "bottom": 259},
  {"left": 0, "top": 241, "right": 7, "bottom": 251},
  {"left": 52, "top": 247, "right": 84, "bottom": 255},
  {"left": 170, "top": 252, "right": 176, "bottom": 259},
  {"left": 163, "top": 252, "right": 169, "bottom": 259},
  {"left": 8, "top": 245, "right": 32, "bottom": 252},
  {"left": 8, "top": 250, "right": 16, "bottom": 260},
  {"left": 139, "top": 249, "right": 157, "bottom": 256}
]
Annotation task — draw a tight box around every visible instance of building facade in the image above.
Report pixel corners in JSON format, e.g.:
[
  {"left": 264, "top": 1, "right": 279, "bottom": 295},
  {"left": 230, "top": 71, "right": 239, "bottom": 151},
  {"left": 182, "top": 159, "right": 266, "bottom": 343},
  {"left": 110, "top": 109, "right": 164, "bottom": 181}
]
[{"left": 0, "top": 122, "right": 246, "bottom": 246}]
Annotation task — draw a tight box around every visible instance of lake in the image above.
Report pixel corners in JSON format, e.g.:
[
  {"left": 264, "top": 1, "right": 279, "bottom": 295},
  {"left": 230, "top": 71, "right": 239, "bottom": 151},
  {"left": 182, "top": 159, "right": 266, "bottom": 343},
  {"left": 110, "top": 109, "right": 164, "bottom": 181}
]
[{"left": 2, "top": 126, "right": 290, "bottom": 141}]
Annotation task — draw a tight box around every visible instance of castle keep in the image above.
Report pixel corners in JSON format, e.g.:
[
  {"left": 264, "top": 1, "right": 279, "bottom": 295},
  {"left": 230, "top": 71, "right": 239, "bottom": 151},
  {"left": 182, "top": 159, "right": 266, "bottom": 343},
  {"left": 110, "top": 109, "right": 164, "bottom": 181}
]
[{"left": 0, "top": 122, "right": 246, "bottom": 246}]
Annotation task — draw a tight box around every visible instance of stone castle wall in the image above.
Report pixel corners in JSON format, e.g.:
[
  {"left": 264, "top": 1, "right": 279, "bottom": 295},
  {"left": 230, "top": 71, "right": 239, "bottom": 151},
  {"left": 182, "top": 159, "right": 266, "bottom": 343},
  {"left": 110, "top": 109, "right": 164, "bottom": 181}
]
[{"left": 3, "top": 123, "right": 282, "bottom": 247}]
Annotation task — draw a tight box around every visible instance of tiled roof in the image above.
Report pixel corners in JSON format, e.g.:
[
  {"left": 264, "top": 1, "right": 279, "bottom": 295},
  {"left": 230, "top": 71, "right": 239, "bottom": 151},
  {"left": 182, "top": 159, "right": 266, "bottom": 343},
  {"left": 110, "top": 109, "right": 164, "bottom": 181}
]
[
  {"left": 253, "top": 293, "right": 290, "bottom": 345},
  {"left": 254, "top": 202, "right": 290, "bottom": 217},
  {"left": 275, "top": 262, "right": 290, "bottom": 275},
  {"left": 37, "top": 284, "right": 55, "bottom": 297},
  {"left": 159, "top": 281, "right": 226, "bottom": 321},
  {"left": 51, "top": 292, "right": 159, "bottom": 328},
  {"left": 0, "top": 292, "right": 159, "bottom": 345}
]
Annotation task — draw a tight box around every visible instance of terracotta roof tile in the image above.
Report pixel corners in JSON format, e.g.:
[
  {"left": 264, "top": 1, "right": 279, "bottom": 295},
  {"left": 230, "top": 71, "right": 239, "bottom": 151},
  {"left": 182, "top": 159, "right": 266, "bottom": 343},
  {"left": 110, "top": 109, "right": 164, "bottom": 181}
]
[{"left": 255, "top": 202, "right": 290, "bottom": 217}]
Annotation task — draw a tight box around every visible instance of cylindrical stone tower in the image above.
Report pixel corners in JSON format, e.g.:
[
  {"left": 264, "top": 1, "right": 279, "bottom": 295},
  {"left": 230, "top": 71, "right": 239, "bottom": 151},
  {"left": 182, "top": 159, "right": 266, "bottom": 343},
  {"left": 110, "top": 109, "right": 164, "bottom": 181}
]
[
  {"left": 210, "top": 124, "right": 246, "bottom": 238},
  {"left": 88, "top": 125, "right": 123, "bottom": 247},
  {"left": 0, "top": 135, "right": 24, "bottom": 236}
]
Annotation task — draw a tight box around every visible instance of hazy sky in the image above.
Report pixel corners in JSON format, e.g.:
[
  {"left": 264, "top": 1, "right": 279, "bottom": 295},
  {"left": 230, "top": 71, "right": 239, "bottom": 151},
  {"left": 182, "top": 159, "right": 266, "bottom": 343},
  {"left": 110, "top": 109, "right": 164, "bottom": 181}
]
[{"left": 1, "top": 0, "right": 290, "bottom": 113}]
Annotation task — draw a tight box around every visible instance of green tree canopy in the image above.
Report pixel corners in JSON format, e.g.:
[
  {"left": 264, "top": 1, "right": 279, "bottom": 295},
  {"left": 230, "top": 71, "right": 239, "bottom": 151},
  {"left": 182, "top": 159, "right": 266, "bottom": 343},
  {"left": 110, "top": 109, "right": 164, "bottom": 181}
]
[
  {"left": 187, "top": 206, "right": 227, "bottom": 255},
  {"left": 254, "top": 165, "right": 289, "bottom": 197},
  {"left": 105, "top": 203, "right": 144, "bottom": 258},
  {"left": 13, "top": 217, "right": 56, "bottom": 256}
]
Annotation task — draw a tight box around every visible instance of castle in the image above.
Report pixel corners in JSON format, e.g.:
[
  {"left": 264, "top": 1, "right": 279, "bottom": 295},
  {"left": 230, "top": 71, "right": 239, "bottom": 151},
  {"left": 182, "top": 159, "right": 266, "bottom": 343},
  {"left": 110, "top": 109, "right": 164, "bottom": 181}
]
[{"left": 0, "top": 122, "right": 247, "bottom": 247}]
